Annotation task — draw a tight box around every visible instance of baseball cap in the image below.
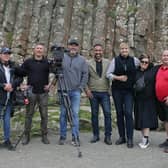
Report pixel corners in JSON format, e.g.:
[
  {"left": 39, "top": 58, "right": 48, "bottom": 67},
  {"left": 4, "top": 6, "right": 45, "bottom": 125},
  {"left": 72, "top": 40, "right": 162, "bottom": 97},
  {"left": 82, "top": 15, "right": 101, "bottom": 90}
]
[
  {"left": 0, "top": 47, "right": 12, "bottom": 54},
  {"left": 68, "top": 39, "right": 79, "bottom": 46}
]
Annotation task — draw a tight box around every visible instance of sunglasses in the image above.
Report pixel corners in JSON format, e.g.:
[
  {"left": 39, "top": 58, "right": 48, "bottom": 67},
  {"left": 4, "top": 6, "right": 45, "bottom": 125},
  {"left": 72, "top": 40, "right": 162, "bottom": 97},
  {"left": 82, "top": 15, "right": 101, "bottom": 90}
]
[{"left": 141, "top": 60, "right": 149, "bottom": 64}]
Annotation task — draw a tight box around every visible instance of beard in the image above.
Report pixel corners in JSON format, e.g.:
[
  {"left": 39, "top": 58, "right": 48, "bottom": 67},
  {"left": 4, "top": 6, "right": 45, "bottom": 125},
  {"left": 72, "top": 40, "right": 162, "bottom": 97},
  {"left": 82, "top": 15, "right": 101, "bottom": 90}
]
[
  {"left": 69, "top": 49, "right": 78, "bottom": 56},
  {"left": 94, "top": 54, "right": 102, "bottom": 61}
]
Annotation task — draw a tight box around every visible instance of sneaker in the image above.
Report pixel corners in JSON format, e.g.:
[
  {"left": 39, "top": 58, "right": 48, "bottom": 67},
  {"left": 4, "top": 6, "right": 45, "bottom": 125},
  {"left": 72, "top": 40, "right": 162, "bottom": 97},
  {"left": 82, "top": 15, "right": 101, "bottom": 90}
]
[
  {"left": 71, "top": 136, "right": 80, "bottom": 146},
  {"left": 59, "top": 137, "right": 66, "bottom": 145},
  {"left": 159, "top": 140, "right": 168, "bottom": 148},
  {"left": 138, "top": 137, "right": 149, "bottom": 149}
]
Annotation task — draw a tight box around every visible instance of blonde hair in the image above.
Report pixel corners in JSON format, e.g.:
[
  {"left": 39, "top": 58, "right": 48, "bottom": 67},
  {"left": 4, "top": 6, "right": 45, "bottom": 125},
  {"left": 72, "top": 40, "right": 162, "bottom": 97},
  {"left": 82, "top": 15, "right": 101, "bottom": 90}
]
[{"left": 119, "top": 42, "right": 129, "bottom": 49}]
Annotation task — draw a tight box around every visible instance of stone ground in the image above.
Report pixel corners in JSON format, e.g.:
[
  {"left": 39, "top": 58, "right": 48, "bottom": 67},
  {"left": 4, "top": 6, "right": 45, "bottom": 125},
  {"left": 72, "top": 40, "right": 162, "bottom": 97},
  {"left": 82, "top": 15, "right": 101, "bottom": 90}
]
[{"left": 0, "top": 130, "right": 167, "bottom": 168}]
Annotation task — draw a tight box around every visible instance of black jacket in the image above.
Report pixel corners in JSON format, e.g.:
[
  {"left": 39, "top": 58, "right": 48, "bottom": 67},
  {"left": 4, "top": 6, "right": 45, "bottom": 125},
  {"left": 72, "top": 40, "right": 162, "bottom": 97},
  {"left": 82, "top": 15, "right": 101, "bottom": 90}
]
[
  {"left": 0, "top": 61, "right": 23, "bottom": 105},
  {"left": 15, "top": 58, "right": 50, "bottom": 94}
]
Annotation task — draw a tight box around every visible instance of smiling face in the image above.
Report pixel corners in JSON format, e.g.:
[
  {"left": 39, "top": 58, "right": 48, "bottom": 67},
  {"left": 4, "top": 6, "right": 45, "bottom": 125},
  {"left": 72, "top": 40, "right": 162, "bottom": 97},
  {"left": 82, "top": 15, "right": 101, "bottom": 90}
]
[
  {"left": 68, "top": 44, "right": 79, "bottom": 56},
  {"left": 140, "top": 58, "right": 150, "bottom": 71},
  {"left": 93, "top": 44, "right": 103, "bottom": 61},
  {"left": 119, "top": 43, "right": 129, "bottom": 57},
  {"left": 161, "top": 50, "right": 168, "bottom": 66}
]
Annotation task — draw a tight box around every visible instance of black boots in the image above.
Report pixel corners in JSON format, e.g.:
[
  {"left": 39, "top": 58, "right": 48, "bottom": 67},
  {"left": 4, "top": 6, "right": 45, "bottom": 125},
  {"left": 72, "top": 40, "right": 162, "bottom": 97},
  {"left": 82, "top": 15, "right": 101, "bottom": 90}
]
[
  {"left": 22, "top": 133, "right": 50, "bottom": 145},
  {"left": 90, "top": 136, "right": 100, "bottom": 143},
  {"left": 22, "top": 133, "right": 30, "bottom": 145},
  {"left": 104, "top": 136, "right": 112, "bottom": 145},
  {"left": 0, "top": 140, "right": 15, "bottom": 151},
  {"left": 42, "top": 134, "right": 50, "bottom": 144},
  {"left": 115, "top": 137, "right": 126, "bottom": 145}
]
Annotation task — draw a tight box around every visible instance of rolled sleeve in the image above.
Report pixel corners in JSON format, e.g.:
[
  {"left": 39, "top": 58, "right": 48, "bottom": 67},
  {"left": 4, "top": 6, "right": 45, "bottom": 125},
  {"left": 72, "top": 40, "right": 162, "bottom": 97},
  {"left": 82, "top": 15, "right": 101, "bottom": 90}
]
[{"left": 106, "top": 58, "right": 115, "bottom": 80}]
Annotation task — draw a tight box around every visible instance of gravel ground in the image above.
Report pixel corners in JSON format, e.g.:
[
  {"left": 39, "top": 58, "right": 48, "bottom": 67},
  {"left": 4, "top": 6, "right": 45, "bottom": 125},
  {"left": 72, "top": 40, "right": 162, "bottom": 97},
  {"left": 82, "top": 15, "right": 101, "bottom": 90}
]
[{"left": 0, "top": 130, "right": 167, "bottom": 168}]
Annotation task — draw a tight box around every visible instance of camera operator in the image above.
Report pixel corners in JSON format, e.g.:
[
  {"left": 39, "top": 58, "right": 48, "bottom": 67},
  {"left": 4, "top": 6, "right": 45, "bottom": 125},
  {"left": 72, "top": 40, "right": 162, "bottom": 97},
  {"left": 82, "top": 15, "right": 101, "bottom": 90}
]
[
  {"left": 58, "top": 39, "right": 88, "bottom": 146},
  {"left": 0, "top": 47, "right": 23, "bottom": 150},
  {"left": 15, "top": 43, "right": 51, "bottom": 145}
]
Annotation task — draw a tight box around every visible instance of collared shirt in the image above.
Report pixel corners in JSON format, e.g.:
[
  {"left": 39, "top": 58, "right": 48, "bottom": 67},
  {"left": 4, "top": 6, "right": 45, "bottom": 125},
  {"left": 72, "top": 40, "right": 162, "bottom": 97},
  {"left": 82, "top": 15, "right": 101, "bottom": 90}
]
[{"left": 155, "top": 65, "right": 168, "bottom": 102}]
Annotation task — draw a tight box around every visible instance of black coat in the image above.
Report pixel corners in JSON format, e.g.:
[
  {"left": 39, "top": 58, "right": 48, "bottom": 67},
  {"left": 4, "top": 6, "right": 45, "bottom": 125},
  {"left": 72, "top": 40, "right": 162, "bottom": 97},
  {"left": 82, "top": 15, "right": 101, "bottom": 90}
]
[
  {"left": 134, "top": 64, "right": 158, "bottom": 130},
  {"left": 0, "top": 61, "right": 23, "bottom": 105}
]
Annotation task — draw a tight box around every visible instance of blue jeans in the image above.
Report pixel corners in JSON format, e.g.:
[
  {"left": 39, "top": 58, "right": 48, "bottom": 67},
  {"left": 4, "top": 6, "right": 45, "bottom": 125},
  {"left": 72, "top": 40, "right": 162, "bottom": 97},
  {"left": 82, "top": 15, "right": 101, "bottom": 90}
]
[
  {"left": 90, "top": 91, "right": 112, "bottom": 137},
  {"left": 59, "top": 90, "right": 81, "bottom": 138},
  {"left": 112, "top": 89, "right": 134, "bottom": 140},
  {"left": 0, "top": 103, "right": 11, "bottom": 141}
]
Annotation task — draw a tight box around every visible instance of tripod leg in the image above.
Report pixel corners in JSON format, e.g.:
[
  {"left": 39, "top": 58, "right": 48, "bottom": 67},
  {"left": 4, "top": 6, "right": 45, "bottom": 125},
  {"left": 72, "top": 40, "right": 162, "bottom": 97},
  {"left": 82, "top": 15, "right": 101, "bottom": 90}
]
[
  {"left": 73, "top": 135, "right": 82, "bottom": 157},
  {"left": 13, "top": 130, "right": 25, "bottom": 150}
]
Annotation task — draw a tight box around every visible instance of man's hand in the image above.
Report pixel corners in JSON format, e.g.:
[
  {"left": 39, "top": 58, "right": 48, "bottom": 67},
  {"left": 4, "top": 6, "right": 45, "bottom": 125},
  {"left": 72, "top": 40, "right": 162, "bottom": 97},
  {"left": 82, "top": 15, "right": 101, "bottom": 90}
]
[
  {"left": 163, "top": 96, "right": 168, "bottom": 106},
  {"left": 4, "top": 83, "right": 13, "bottom": 92},
  {"left": 44, "top": 84, "right": 50, "bottom": 91},
  {"left": 114, "top": 75, "right": 128, "bottom": 82},
  {"left": 85, "top": 89, "right": 93, "bottom": 99}
]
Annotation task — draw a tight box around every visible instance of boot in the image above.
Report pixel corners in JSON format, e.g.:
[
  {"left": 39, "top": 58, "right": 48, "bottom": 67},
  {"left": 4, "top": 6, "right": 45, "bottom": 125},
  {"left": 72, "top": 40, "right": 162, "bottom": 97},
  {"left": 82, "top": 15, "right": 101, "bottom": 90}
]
[
  {"left": 22, "top": 133, "right": 30, "bottom": 145},
  {"left": 42, "top": 134, "right": 50, "bottom": 144}
]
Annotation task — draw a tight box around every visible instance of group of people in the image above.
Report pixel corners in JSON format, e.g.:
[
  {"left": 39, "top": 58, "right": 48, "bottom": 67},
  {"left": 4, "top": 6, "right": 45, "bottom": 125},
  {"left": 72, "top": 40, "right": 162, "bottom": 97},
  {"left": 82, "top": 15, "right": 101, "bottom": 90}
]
[{"left": 0, "top": 40, "right": 167, "bottom": 154}]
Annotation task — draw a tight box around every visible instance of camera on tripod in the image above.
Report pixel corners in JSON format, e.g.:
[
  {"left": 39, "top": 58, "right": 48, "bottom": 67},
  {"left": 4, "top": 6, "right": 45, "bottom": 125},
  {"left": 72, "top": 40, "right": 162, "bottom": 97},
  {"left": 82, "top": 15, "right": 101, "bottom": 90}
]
[{"left": 49, "top": 44, "right": 68, "bottom": 76}]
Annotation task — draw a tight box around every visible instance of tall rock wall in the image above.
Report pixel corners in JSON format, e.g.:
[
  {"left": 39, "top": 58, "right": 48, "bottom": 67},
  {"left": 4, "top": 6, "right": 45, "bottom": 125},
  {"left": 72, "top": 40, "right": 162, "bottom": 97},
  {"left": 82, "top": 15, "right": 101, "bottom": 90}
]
[{"left": 0, "top": 0, "right": 167, "bottom": 61}]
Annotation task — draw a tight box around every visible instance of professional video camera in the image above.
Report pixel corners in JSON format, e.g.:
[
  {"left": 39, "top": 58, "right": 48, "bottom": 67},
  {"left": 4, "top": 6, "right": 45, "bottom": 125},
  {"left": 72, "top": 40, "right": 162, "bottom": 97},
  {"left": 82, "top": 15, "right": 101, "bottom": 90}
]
[{"left": 49, "top": 44, "right": 68, "bottom": 76}]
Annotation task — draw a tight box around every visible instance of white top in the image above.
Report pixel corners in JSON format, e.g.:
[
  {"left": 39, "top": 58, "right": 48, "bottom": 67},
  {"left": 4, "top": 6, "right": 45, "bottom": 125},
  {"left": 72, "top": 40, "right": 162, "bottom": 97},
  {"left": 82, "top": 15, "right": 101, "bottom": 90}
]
[{"left": 3, "top": 65, "right": 11, "bottom": 102}]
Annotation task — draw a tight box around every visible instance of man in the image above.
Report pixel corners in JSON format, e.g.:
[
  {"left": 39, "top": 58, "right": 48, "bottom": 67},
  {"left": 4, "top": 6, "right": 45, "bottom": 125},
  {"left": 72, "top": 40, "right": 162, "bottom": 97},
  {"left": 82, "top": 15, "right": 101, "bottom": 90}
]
[
  {"left": 155, "top": 50, "right": 168, "bottom": 153},
  {"left": 16, "top": 43, "right": 50, "bottom": 145},
  {"left": 85, "top": 43, "right": 112, "bottom": 145},
  {"left": 58, "top": 39, "right": 88, "bottom": 146},
  {"left": 0, "top": 47, "right": 22, "bottom": 150},
  {"left": 106, "top": 42, "right": 139, "bottom": 148}
]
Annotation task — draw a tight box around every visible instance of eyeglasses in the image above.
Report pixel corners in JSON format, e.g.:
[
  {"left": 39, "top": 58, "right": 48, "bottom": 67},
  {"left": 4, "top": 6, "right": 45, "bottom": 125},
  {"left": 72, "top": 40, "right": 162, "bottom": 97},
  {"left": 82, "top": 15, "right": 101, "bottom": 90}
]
[
  {"left": 141, "top": 60, "right": 149, "bottom": 65},
  {"left": 94, "top": 49, "right": 103, "bottom": 52}
]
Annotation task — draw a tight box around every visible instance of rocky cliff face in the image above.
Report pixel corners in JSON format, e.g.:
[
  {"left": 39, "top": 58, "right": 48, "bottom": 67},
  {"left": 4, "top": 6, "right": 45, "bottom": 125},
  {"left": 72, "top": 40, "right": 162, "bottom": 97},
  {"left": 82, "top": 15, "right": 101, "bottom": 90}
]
[{"left": 0, "top": 0, "right": 167, "bottom": 61}]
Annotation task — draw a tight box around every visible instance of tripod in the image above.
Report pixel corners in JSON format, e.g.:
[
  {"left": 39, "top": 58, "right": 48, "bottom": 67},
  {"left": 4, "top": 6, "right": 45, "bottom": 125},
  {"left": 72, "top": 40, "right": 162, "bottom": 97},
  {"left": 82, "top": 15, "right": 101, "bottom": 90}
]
[
  {"left": 56, "top": 73, "right": 82, "bottom": 158},
  {"left": 12, "top": 89, "right": 30, "bottom": 150},
  {"left": 13, "top": 106, "right": 26, "bottom": 150}
]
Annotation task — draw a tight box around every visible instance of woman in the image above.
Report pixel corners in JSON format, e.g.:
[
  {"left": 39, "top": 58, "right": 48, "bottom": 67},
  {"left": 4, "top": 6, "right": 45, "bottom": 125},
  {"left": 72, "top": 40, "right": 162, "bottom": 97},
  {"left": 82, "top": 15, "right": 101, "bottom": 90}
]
[{"left": 134, "top": 54, "right": 158, "bottom": 149}]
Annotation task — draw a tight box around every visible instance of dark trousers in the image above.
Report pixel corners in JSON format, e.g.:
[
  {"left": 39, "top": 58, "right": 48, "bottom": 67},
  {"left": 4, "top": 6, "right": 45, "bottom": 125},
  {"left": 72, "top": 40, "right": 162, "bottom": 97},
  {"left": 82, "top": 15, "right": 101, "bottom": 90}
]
[
  {"left": 112, "top": 89, "right": 134, "bottom": 140},
  {"left": 24, "top": 92, "right": 48, "bottom": 135},
  {"left": 157, "top": 102, "right": 168, "bottom": 122},
  {"left": 90, "top": 91, "right": 112, "bottom": 137}
]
